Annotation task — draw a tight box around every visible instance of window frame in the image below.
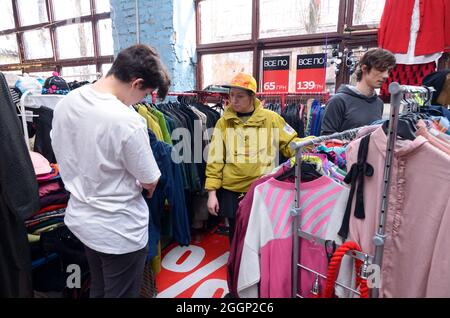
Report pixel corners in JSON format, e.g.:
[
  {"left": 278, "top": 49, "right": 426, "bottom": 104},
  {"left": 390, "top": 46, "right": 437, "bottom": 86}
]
[
  {"left": 0, "top": 0, "right": 113, "bottom": 75},
  {"left": 196, "top": 0, "right": 384, "bottom": 92}
]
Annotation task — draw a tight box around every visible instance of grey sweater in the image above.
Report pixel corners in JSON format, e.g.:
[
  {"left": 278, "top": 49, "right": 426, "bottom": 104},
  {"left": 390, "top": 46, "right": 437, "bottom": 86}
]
[{"left": 320, "top": 85, "right": 384, "bottom": 135}]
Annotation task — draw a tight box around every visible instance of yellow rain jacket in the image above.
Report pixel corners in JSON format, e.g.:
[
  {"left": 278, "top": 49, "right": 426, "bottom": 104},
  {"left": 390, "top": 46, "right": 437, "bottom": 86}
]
[{"left": 205, "top": 98, "right": 300, "bottom": 193}]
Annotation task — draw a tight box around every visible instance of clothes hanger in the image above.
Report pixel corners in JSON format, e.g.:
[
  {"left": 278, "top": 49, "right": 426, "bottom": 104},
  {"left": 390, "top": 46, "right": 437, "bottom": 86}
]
[{"left": 276, "top": 159, "right": 322, "bottom": 182}]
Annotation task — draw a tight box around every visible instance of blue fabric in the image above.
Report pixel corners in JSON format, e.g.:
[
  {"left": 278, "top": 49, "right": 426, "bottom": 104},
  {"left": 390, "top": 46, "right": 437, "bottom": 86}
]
[
  {"left": 318, "top": 106, "right": 326, "bottom": 136},
  {"left": 145, "top": 130, "right": 190, "bottom": 260},
  {"left": 310, "top": 100, "right": 322, "bottom": 136},
  {"left": 313, "top": 105, "right": 322, "bottom": 136},
  {"left": 421, "top": 105, "right": 450, "bottom": 121}
]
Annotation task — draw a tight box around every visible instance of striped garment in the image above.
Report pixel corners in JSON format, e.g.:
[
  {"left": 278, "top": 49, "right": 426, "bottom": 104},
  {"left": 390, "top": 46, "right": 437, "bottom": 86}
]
[
  {"left": 261, "top": 176, "right": 349, "bottom": 241},
  {"left": 238, "top": 176, "right": 350, "bottom": 298}
]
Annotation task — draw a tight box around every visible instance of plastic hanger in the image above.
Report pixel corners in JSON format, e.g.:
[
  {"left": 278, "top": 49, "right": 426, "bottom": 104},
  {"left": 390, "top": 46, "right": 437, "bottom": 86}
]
[{"left": 276, "top": 161, "right": 322, "bottom": 182}]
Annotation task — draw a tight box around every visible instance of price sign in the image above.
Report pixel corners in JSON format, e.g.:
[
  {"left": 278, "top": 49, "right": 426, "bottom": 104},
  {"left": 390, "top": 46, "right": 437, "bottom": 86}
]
[
  {"left": 296, "top": 53, "right": 326, "bottom": 93},
  {"left": 156, "top": 233, "right": 230, "bottom": 298},
  {"left": 262, "top": 56, "right": 290, "bottom": 92}
]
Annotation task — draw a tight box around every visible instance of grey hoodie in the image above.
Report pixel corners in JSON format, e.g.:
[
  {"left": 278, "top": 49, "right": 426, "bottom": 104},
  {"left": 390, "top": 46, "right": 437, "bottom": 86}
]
[{"left": 321, "top": 85, "right": 384, "bottom": 135}]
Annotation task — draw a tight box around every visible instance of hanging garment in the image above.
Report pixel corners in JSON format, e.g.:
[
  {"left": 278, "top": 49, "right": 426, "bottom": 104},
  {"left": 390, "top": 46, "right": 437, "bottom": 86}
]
[
  {"left": 227, "top": 164, "right": 290, "bottom": 297},
  {"left": 339, "top": 134, "right": 374, "bottom": 240},
  {"left": 0, "top": 72, "right": 40, "bottom": 297},
  {"left": 415, "top": 120, "right": 450, "bottom": 156},
  {"left": 281, "top": 103, "right": 305, "bottom": 138},
  {"left": 33, "top": 106, "right": 57, "bottom": 163},
  {"left": 146, "top": 129, "right": 191, "bottom": 252},
  {"left": 378, "top": 0, "right": 450, "bottom": 56},
  {"left": 298, "top": 238, "right": 332, "bottom": 298},
  {"left": 237, "top": 176, "right": 349, "bottom": 298},
  {"left": 346, "top": 126, "right": 450, "bottom": 297},
  {"left": 137, "top": 105, "right": 164, "bottom": 141},
  {"left": 379, "top": 62, "right": 436, "bottom": 103}
]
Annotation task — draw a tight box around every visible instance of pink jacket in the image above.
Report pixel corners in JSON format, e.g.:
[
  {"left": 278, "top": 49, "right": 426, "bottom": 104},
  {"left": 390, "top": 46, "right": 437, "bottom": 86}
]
[{"left": 346, "top": 126, "right": 450, "bottom": 297}]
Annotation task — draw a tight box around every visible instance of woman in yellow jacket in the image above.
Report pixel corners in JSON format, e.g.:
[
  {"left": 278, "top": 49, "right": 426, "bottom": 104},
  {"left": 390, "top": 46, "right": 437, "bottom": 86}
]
[{"left": 205, "top": 73, "right": 300, "bottom": 242}]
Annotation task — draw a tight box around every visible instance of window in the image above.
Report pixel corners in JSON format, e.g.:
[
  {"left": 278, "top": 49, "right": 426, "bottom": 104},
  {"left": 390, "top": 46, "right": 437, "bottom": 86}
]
[
  {"left": 28, "top": 71, "right": 55, "bottom": 79},
  {"left": 0, "top": 0, "right": 113, "bottom": 75},
  {"left": 23, "top": 29, "right": 53, "bottom": 60},
  {"left": 0, "top": 0, "right": 15, "bottom": 31},
  {"left": 62, "top": 65, "right": 98, "bottom": 81},
  {"left": 196, "top": 0, "right": 386, "bottom": 91},
  {"left": 352, "top": 0, "right": 385, "bottom": 27},
  {"left": 98, "top": 19, "right": 114, "bottom": 56},
  {"left": 348, "top": 46, "right": 376, "bottom": 86},
  {"left": 101, "top": 63, "right": 112, "bottom": 76},
  {"left": 57, "top": 23, "right": 94, "bottom": 59},
  {"left": 17, "top": 0, "right": 48, "bottom": 27},
  {"left": 53, "top": 0, "right": 91, "bottom": 21},
  {"left": 199, "top": 0, "right": 252, "bottom": 44},
  {"left": 201, "top": 51, "right": 253, "bottom": 88},
  {"left": 0, "top": 34, "right": 20, "bottom": 65},
  {"left": 96, "top": 0, "right": 111, "bottom": 13},
  {"left": 259, "top": 0, "right": 340, "bottom": 38},
  {"left": 262, "top": 46, "right": 337, "bottom": 93}
]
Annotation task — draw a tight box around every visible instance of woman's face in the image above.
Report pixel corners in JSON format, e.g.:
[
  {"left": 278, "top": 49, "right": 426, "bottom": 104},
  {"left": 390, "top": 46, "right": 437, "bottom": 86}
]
[{"left": 229, "top": 88, "right": 254, "bottom": 113}]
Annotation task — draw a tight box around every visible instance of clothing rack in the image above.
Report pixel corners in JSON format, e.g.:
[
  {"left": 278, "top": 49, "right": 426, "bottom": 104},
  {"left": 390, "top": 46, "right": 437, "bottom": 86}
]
[
  {"left": 256, "top": 92, "right": 330, "bottom": 112},
  {"left": 18, "top": 90, "right": 65, "bottom": 150},
  {"left": 289, "top": 82, "right": 434, "bottom": 298},
  {"left": 370, "top": 82, "right": 433, "bottom": 298},
  {"left": 290, "top": 125, "right": 375, "bottom": 298},
  {"left": 151, "top": 91, "right": 228, "bottom": 104}
]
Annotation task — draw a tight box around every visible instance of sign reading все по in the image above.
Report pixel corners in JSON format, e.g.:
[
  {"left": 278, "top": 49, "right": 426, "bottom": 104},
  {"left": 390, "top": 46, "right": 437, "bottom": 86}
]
[
  {"left": 262, "top": 56, "right": 290, "bottom": 92},
  {"left": 296, "top": 53, "right": 326, "bottom": 93}
]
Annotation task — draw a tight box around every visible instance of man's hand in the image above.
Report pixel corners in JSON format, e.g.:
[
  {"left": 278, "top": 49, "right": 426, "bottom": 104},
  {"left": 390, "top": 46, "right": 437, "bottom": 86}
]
[
  {"left": 141, "top": 178, "right": 160, "bottom": 199},
  {"left": 207, "top": 190, "right": 220, "bottom": 216}
]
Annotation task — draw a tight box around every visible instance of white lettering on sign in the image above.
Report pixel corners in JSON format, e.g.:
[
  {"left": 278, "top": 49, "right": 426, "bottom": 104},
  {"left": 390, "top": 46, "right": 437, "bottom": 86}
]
[
  {"left": 263, "top": 82, "right": 276, "bottom": 91},
  {"left": 297, "top": 81, "right": 317, "bottom": 90},
  {"left": 264, "top": 59, "right": 289, "bottom": 68},
  {"left": 157, "top": 252, "right": 229, "bottom": 298},
  {"left": 161, "top": 245, "right": 205, "bottom": 273},
  {"left": 297, "top": 55, "right": 326, "bottom": 68},
  {"left": 191, "top": 279, "right": 229, "bottom": 298}
]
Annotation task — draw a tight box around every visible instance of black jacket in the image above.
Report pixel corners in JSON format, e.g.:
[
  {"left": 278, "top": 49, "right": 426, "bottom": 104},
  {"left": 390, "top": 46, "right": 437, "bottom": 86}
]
[{"left": 0, "top": 73, "right": 40, "bottom": 297}]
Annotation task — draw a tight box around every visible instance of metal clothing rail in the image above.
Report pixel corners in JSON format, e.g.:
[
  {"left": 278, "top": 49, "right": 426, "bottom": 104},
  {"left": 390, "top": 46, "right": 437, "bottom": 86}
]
[
  {"left": 151, "top": 91, "right": 227, "bottom": 104},
  {"left": 289, "top": 82, "right": 434, "bottom": 299},
  {"left": 290, "top": 124, "right": 376, "bottom": 298},
  {"left": 370, "top": 82, "right": 432, "bottom": 298},
  {"left": 256, "top": 91, "right": 330, "bottom": 112}
]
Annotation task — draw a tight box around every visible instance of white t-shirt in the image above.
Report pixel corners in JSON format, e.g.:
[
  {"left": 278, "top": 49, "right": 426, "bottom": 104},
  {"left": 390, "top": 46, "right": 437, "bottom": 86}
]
[{"left": 51, "top": 85, "right": 161, "bottom": 254}]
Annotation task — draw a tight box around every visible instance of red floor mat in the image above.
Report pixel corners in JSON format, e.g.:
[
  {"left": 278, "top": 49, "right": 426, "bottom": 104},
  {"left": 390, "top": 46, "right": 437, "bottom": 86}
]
[{"left": 156, "top": 230, "right": 230, "bottom": 298}]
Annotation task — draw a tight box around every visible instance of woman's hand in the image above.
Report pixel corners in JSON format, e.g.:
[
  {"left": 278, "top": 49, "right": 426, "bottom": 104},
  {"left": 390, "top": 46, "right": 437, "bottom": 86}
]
[{"left": 207, "top": 190, "right": 220, "bottom": 216}]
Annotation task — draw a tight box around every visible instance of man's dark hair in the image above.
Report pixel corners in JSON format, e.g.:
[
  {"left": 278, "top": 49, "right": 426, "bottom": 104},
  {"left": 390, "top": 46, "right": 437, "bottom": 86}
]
[
  {"left": 355, "top": 48, "right": 396, "bottom": 82},
  {"left": 107, "top": 44, "right": 171, "bottom": 99}
]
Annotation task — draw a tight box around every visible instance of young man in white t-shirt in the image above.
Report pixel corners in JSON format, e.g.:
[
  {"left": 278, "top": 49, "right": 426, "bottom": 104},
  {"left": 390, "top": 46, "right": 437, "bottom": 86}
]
[{"left": 51, "top": 44, "right": 171, "bottom": 298}]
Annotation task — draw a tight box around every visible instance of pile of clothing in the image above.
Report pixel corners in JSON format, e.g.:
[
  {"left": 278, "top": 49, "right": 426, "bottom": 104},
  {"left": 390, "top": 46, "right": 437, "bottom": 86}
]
[{"left": 26, "top": 151, "right": 68, "bottom": 236}]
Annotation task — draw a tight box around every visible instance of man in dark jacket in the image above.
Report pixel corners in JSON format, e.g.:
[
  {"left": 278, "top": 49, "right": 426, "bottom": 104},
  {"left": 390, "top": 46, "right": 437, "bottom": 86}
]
[{"left": 321, "top": 48, "right": 396, "bottom": 135}]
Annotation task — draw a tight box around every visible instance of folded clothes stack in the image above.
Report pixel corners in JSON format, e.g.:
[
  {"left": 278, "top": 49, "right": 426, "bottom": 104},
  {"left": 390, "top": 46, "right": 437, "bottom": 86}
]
[{"left": 27, "top": 151, "right": 69, "bottom": 235}]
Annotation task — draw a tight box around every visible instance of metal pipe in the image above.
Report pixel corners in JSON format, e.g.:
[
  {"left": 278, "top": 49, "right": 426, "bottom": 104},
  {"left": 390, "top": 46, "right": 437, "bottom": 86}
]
[
  {"left": 291, "top": 146, "right": 303, "bottom": 298},
  {"left": 290, "top": 126, "right": 364, "bottom": 151},
  {"left": 19, "top": 90, "right": 34, "bottom": 150},
  {"left": 297, "top": 263, "right": 361, "bottom": 296},
  {"left": 371, "top": 82, "right": 402, "bottom": 298}
]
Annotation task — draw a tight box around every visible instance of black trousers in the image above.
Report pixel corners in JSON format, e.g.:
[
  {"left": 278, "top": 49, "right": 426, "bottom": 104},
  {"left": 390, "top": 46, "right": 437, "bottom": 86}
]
[
  {"left": 218, "top": 189, "right": 245, "bottom": 244},
  {"left": 84, "top": 244, "right": 148, "bottom": 298}
]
